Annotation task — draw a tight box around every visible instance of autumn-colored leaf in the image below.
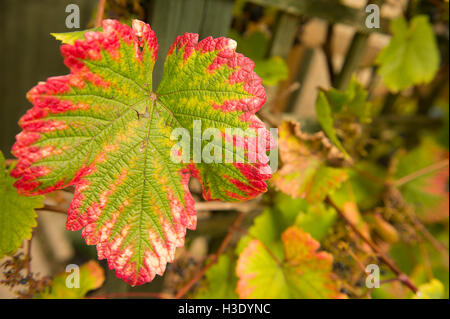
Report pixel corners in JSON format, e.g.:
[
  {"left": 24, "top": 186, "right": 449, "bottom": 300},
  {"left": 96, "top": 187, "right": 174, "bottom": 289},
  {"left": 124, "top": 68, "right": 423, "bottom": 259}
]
[
  {"left": 272, "top": 121, "right": 347, "bottom": 203},
  {"left": 394, "top": 139, "right": 449, "bottom": 223},
  {"left": 36, "top": 261, "right": 105, "bottom": 299},
  {"left": 11, "top": 19, "right": 272, "bottom": 285},
  {"left": 236, "top": 192, "right": 307, "bottom": 255},
  {"left": 236, "top": 226, "right": 345, "bottom": 299}
]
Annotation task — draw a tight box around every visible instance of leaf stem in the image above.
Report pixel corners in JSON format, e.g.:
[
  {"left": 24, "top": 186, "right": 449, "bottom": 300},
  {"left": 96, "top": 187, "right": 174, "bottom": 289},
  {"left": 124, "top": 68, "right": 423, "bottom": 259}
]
[
  {"left": 195, "top": 199, "right": 260, "bottom": 212},
  {"left": 25, "top": 238, "right": 32, "bottom": 279},
  {"left": 37, "top": 204, "right": 67, "bottom": 215},
  {"left": 393, "top": 159, "right": 449, "bottom": 187},
  {"left": 95, "top": 0, "right": 107, "bottom": 28}
]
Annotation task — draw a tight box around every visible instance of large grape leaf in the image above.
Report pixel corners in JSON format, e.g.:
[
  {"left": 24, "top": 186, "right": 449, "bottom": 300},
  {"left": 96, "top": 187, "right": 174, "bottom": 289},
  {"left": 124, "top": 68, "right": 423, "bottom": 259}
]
[
  {"left": 375, "top": 15, "right": 440, "bottom": 92},
  {"left": 11, "top": 19, "right": 272, "bottom": 285},
  {"left": 272, "top": 121, "right": 348, "bottom": 203},
  {"left": 0, "top": 151, "right": 44, "bottom": 257},
  {"left": 236, "top": 226, "right": 345, "bottom": 299}
]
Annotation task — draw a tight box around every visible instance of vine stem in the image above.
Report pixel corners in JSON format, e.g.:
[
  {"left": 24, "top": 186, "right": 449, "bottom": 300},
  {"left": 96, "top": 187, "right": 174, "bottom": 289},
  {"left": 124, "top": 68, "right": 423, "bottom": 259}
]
[
  {"left": 95, "top": 0, "right": 107, "bottom": 28},
  {"left": 326, "top": 197, "right": 418, "bottom": 293},
  {"left": 37, "top": 204, "right": 68, "bottom": 215},
  {"left": 174, "top": 211, "right": 246, "bottom": 299},
  {"left": 25, "top": 238, "right": 33, "bottom": 278},
  {"left": 195, "top": 199, "right": 260, "bottom": 212},
  {"left": 393, "top": 159, "right": 449, "bottom": 187}
]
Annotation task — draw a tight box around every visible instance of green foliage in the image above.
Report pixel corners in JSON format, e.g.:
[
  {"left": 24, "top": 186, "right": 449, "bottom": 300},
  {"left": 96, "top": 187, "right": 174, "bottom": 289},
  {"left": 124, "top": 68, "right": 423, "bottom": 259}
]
[
  {"left": 315, "top": 78, "right": 374, "bottom": 158},
  {"left": 254, "top": 56, "right": 289, "bottom": 86},
  {"left": 51, "top": 27, "right": 102, "bottom": 45},
  {"left": 413, "top": 279, "right": 445, "bottom": 299},
  {"left": 228, "top": 30, "right": 288, "bottom": 86},
  {"left": 376, "top": 15, "right": 440, "bottom": 92},
  {"left": 0, "top": 152, "right": 44, "bottom": 257},
  {"left": 194, "top": 255, "right": 238, "bottom": 299},
  {"left": 346, "top": 162, "right": 386, "bottom": 210},
  {"left": 394, "top": 138, "right": 448, "bottom": 219},
  {"left": 295, "top": 203, "right": 337, "bottom": 241},
  {"left": 325, "top": 77, "right": 373, "bottom": 124},
  {"left": 315, "top": 91, "right": 348, "bottom": 157}
]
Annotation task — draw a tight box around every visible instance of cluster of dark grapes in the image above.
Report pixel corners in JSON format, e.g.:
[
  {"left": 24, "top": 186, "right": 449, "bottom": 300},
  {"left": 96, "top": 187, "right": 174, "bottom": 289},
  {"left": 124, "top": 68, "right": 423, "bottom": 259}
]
[{"left": 1, "top": 253, "right": 50, "bottom": 298}]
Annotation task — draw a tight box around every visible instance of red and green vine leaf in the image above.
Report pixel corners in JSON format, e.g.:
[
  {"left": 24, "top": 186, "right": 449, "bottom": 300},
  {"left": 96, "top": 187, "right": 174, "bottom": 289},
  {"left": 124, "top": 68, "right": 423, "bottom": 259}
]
[
  {"left": 236, "top": 226, "right": 346, "bottom": 299},
  {"left": 0, "top": 151, "right": 44, "bottom": 258},
  {"left": 376, "top": 15, "right": 440, "bottom": 92},
  {"left": 36, "top": 260, "right": 105, "bottom": 299},
  {"left": 393, "top": 138, "right": 449, "bottom": 223},
  {"left": 11, "top": 19, "right": 272, "bottom": 285},
  {"left": 272, "top": 121, "right": 348, "bottom": 203}
]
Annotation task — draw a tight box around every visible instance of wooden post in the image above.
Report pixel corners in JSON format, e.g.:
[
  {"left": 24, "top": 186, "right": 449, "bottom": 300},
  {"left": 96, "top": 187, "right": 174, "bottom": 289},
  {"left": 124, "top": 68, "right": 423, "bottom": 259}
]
[
  {"left": 149, "top": 0, "right": 234, "bottom": 87},
  {"left": 0, "top": 0, "right": 95, "bottom": 156}
]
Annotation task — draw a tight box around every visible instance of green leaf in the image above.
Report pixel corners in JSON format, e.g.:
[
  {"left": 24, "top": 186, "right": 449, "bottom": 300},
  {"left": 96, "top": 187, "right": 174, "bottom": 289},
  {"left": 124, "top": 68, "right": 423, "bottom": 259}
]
[
  {"left": 194, "top": 255, "right": 238, "bottom": 299},
  {"left": 326, "top": 77, "right": 373, "bottom": 123},
  {"left": 36, "top": 260, "right": 105, "bottom": 299},
  {"left": 315, "top": 92, "right": 350, "bottom": 158},
  {"left": 0, "top": 151, "right": 44, "bottom": 257},
  {"left": 254, "top": 56, "right": 289, "bottom": 86},
  {"left": 11, "top": 20, "right": 272, "bottom": 286},
  {"left": 347, "top": 162, "right": 386, "bottom": 210},
  {"left": 413, "top": 279, "right": 445, "bottom": 299},
  {"left": 393, "top": 139, "right": 449, "bottom": 222},
  {"left": 228, "top": 30, "right": 288, "bottom": 86},
  {"left": 236, "top": 226, "right": 345, "bottom": 299},
  {"left": 295, "top": 203, "right": 337, "bottom": 241},
  {"left": 315, "top": 78, "right": 373, "bottom": 158},
  {"left": 272, "top": 121, "right": 348, "bottom": 202},
  {"left": 236, "top": 193, "right": 307, "bottom": 254},
  {"left": 375, "top": 15, "right": 440, "bottom": 92},
  {"left": 228, "top": 29, "right": 269, "bottom": 60},
  {"left": 51, "top": 27, "right": 103, "bottom": 45}
]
